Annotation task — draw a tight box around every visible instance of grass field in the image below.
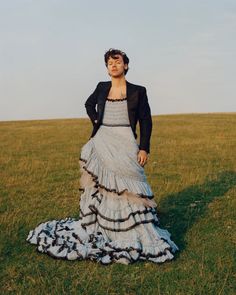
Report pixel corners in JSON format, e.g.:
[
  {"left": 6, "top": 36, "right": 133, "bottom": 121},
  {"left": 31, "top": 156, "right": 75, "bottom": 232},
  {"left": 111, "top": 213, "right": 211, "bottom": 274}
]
[{"left": 0, "top": 113, "right": 235, "bottom": 295}]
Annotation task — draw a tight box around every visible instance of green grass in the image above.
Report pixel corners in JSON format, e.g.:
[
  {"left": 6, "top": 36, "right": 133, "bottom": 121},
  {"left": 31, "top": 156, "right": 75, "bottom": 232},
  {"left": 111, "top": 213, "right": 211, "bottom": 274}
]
[{"left": 0, "top": 113, "right": 235, "bottom": 295}]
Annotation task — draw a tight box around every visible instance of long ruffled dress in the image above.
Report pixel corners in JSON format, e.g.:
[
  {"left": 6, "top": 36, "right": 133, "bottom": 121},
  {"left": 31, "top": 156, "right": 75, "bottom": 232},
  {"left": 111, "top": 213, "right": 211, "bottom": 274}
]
[{"left": 26, "top": 97, "right": 179, "bottom": 265}]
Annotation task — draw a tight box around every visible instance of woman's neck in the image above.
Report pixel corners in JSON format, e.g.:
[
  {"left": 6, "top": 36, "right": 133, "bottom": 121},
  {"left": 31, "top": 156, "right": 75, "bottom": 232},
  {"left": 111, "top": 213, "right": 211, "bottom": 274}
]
[{"left": 111, "top": 76, "right": 126, "bottom": 88}]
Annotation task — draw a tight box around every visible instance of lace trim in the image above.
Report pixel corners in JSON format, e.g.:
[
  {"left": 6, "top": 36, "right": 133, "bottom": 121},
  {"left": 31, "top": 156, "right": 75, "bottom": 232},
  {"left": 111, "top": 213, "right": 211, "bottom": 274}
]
[
  {"left": 27, "top": 223, "right": 174, "bottom": 264},
  {"left": 106, "top": 97, "right": 127, "bottom": 102},
  {"left": 81, "top": 217, "right": 160, "bottom": 232},
  {"left": 79, "top": 204, "right": 159, "bottom": 223},
  {"left": 79, "top": 157, "right": 154, "bottom": 199}
]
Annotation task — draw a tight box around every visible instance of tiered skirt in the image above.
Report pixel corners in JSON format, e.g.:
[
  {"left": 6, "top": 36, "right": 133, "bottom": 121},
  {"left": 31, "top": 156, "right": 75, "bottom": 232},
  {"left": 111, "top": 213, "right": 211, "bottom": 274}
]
[{"left": 26, "top": 125, "right": 179, "bottom": 265}]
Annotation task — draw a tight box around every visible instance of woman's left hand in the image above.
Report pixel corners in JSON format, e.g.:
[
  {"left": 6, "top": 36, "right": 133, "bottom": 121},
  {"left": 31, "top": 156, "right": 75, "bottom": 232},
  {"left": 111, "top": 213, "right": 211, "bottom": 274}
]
[{"left": 137, "top": 150, "right": 148, "bottom": 166}]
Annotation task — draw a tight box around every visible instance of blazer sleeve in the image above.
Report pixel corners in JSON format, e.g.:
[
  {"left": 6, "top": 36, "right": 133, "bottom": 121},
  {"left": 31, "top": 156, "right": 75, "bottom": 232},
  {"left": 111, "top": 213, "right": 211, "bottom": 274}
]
[
  {"left": 84, "top": 82, "right": 100, "bottom": 126},
  {"left": 137, "top": 86, "right": 153, "bottom": 154}
]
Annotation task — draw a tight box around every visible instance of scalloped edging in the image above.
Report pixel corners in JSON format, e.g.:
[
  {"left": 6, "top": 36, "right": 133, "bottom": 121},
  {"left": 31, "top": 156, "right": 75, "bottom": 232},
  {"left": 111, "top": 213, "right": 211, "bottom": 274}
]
[
  {"left": 79, "top": 157, "right": 154, "bottom": 199},
  {"left": 106, "top": 97, "right": 127, "bottom": 102}
]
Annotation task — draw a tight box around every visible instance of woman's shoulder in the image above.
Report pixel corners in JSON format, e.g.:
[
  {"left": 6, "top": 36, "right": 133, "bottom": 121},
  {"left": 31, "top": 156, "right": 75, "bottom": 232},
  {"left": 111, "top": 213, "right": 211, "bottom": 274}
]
[
  {"left": 97, "top": 80, "right": 146, "bottom": 91},
  {"left": 128, "top": 81, "right": 146, "bottom": 88}
]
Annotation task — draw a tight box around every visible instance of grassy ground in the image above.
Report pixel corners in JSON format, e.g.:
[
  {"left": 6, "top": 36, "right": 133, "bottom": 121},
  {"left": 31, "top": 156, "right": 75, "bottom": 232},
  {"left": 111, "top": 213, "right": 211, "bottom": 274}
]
[{"left": 0, "top": 113, "right": 235, "bottom": 295}]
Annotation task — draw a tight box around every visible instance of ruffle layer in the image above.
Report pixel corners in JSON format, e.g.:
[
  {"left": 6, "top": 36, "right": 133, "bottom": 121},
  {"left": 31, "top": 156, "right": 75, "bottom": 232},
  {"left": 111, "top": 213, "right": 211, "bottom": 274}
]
[
  {"left": 79, "top": 136, "right": 154, "bottom": 199},
  {"left": 79, "top": 185, "right": 159, "bottom": 232},
  {"left": 26, "top": 173, "right": 179, "bottom": 265},
  {"left": 26, "top": 215, "right": 178, "bottom": 265},
  {"left": 79, "top": 159, "right": 157, "bottom": 209},
  {"left": 26, "top": 130, "right": 179, "bottom": 265}
]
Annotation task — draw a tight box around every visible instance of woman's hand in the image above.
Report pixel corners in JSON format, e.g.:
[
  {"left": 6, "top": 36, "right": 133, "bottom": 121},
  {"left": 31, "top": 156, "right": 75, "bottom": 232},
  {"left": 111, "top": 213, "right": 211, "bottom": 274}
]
[{"left": 137, "top": 150, "right": 148, "bottom": 167}]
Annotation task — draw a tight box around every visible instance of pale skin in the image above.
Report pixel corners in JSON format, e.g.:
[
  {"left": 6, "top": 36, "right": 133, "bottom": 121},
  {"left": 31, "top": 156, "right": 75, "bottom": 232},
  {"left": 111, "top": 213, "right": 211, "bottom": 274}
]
[{"left": 96, "top": 54, "right": 149, "bottom": 167}]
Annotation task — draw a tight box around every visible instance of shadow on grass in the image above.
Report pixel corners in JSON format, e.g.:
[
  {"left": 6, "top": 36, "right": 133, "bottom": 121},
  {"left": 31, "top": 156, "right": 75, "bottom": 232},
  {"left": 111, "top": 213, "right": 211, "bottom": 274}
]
[{"left": 158, "top": 170, "right": 236, "bottom": 254}]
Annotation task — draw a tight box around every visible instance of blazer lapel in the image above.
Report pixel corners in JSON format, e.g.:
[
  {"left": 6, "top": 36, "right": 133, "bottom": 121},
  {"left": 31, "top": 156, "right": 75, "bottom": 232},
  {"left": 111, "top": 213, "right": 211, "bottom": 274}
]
[
  {"left": 97, "top": 80, "right": 137, "bottom": 124},
  {"left": 99, "top": 80, "right": 134, "bottom": 102}
]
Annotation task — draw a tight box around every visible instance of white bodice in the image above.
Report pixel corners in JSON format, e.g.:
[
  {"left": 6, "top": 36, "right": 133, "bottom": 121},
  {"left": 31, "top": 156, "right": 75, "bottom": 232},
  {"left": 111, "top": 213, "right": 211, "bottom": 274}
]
[{"left": 102, "top": 98, "right": 130, "bottom": 126}]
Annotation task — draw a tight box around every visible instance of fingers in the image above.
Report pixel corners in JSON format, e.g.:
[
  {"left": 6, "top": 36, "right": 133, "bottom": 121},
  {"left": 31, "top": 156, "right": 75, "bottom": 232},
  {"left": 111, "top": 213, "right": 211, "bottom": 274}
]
[
  {"left": 137, "top": 154, "right": 148, "bottom": 166},
  {"left": 137, "top": 150, "right": 149, "bottom": 167},
  {"left": 140, "top": 158, "right": 145, "bottom": 166}
]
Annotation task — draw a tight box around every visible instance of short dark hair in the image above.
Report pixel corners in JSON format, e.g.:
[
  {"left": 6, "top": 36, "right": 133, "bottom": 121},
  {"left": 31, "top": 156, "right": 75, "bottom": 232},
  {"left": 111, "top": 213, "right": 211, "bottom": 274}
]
[{"left": 104, "top": 48, "right": 130, "bottom": 75}]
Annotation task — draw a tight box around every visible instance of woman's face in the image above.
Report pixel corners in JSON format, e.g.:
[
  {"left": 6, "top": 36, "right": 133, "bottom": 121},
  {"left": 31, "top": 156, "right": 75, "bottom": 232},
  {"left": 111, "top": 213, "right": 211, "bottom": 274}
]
[{"left": 107, "top": 54, "right": 128, "bottom": 77}]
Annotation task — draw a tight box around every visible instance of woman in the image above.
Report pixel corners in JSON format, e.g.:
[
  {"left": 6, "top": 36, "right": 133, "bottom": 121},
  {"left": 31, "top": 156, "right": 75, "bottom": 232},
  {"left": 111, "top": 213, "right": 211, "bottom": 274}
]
[{"left": 26, "top": 48, "right": 179, "bottom": 265}]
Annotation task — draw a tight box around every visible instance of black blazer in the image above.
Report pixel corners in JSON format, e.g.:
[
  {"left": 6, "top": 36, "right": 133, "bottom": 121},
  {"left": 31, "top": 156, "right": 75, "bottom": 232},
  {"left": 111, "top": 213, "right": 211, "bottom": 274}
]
[{"left": 84, "top": 80, "right": 153, "bottom": 154}]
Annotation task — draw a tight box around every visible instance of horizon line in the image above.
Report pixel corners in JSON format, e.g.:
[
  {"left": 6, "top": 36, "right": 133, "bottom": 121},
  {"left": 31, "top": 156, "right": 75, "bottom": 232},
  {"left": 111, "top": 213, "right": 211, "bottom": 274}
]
[{"left": 0, "top": 111, "right": 235, "bottom": 123}]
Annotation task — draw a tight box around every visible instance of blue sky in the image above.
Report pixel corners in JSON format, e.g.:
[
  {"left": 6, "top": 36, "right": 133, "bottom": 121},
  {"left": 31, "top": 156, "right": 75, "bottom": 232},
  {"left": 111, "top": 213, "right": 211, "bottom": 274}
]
[{"left": 0, "top": 0, "right": 235, "bottom": 121}]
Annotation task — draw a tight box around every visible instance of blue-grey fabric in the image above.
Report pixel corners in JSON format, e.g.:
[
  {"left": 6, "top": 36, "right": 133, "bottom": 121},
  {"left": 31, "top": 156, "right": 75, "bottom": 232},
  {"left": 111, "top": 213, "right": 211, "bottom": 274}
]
[
  {"left": 102, "top": 99, "right": 130, "bottom": 125},
  {"left": 26, "top": 98, "right": 179, "bottom": 265}
]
